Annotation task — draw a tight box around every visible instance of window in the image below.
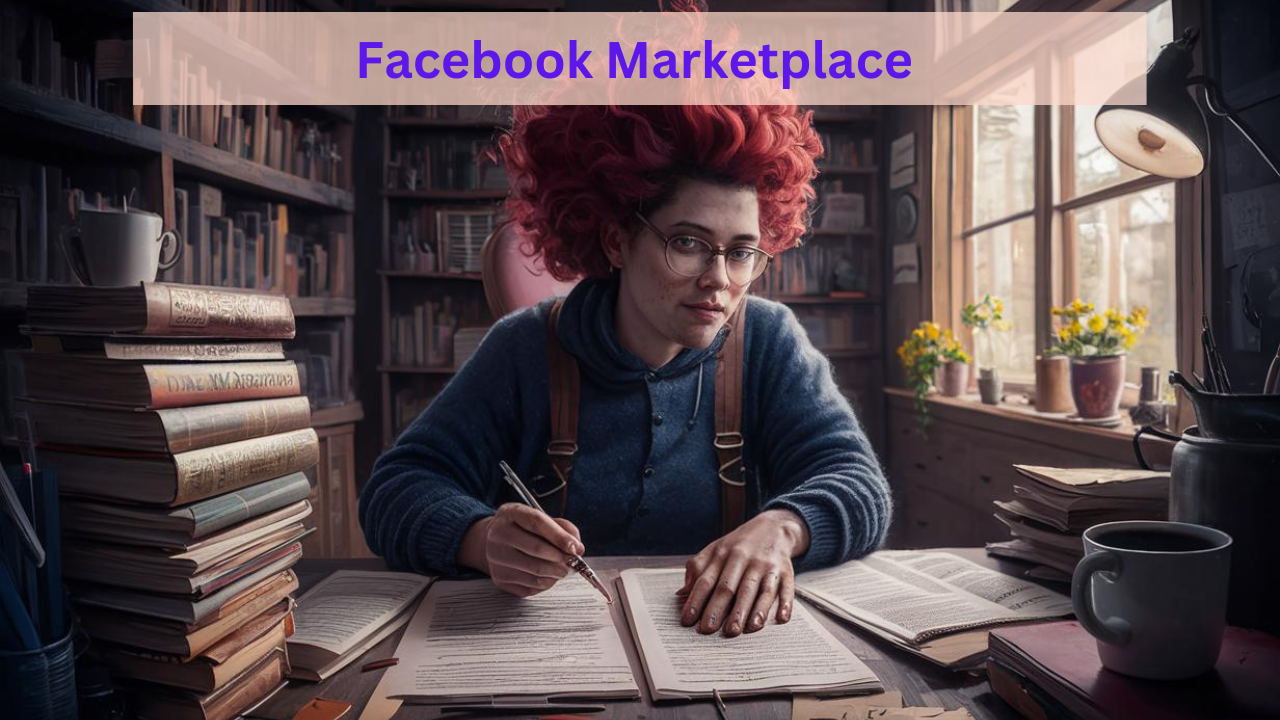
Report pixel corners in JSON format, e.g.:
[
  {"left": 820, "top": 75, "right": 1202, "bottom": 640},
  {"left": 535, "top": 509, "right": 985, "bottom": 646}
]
[{"left": 943, "top": 0, "right": 1177, "bottom": 384}]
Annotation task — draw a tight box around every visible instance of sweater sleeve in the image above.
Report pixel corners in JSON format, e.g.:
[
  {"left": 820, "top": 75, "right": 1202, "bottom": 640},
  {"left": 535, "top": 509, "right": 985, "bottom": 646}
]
[
  {"left": 752, "top": 301, "right": 892, "bottom": 571},
  {"left": 358, "top": 310, "right": 534, "bottom": 576}
]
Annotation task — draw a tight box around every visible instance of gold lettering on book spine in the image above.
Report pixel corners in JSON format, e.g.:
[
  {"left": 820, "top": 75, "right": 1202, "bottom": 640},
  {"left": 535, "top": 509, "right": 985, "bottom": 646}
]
[
  {"left": 146, "top": 284, "right": 296, "bottom": 338},
  {"left": 174, "top": 429, "right": 319, "bottom": 504}
]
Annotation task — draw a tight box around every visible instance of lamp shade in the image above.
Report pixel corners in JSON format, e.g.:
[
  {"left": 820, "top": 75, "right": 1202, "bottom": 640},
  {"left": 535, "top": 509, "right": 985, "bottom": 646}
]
[{"left": 1095, "top": 33, "right": 1208, "bottom": 179}]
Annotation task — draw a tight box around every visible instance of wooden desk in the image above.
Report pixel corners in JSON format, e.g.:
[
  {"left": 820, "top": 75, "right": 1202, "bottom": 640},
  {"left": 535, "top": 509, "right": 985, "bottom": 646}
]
[{"left": 254, "top": 549, "right": 1041, "bottom": 720}]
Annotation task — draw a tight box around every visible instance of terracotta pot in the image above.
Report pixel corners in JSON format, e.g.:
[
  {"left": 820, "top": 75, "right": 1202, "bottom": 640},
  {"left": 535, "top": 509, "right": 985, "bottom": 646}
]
[
  {"left": 937, "top": 360, "right": 970, "bottom": 397},
  {"left": 1035, "top": 355, "right": 1074, "bottom": 413},
  {"left": 1070, "top": 354, "right": 1127, "bottom": 419}
]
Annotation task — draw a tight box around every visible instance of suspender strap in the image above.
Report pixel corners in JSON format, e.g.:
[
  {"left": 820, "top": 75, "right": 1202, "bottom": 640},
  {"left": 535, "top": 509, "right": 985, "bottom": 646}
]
[
  {"left": 544, "top": 298, "right": 578, "bottom": 516},
  {"left": 543, "top": 297, "right": 748, "bottom": 535},
  {"left": 714, "top": 301, "right": 748, "bottom": 537}
]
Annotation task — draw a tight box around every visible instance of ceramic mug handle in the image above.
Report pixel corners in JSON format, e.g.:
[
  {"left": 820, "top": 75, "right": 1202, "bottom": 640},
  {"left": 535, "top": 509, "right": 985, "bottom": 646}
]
[
  {"left": 57, "top": 225, "right": 93, "bottom": 286},
  {"left": 157, "top": 229, "right": 183, "bottom": 271},
  {"left": 1071, "top": 550, "right": 1132, "bottom": 646}
]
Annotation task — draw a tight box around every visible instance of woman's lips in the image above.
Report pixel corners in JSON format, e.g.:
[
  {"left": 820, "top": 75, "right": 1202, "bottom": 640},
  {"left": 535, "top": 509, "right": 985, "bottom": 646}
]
[{"left": 683, "top": 303, "right": 724, "bottom": 322}]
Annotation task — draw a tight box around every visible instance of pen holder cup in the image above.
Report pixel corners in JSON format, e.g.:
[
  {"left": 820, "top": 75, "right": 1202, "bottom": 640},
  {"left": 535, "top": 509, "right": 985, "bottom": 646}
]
[{"left": 0, "top": 628, "right": 77, "bottom": 720}]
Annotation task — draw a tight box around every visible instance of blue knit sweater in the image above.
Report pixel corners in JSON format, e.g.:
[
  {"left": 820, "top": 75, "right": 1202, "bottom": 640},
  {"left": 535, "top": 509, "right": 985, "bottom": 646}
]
[{"left": 359, "top": 276, "right": 891, "bottom": 576}]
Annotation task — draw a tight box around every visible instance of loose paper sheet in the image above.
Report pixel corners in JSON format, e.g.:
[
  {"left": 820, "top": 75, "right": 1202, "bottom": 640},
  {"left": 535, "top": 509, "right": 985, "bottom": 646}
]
[
  {"left": 619, "top": 569, "right": 880, "bottom": 700},
  {"left": 382, "top": 578, "right": 639, "bottom": 702},
  {"left": 289, "top": 570, "right": 432, "bottom": 656},
  {"left": 792, "top": 691, "right": 904, "bottom": 720},
  {"left": 797, "top": 551, "right": 1072, "bottom": 644}
]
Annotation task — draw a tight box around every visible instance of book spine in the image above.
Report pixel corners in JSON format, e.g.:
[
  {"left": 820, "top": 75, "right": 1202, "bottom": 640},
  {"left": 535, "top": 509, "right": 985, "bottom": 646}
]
[
  {"left": 173, "top": 429, "right": 318, "bottom": 506},
  {"left": 103, "top": 340, "right": 284, "bottom": 362},
  {"left": 159, "top": 397, "right": 312, "bottom": 454},
  {"left": 141, "top": 283, "right": 296, "bottom": 339},
  {"left": 145, "top": 361, "right": 301, "bottom": 410}
]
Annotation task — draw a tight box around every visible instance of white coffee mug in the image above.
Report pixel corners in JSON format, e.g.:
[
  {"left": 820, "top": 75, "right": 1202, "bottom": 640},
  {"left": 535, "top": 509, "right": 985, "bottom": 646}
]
[
  {"left": 1072, "top": 520, "right": 1232, "bottom": 680},
  {"left": 59, "top": 207, "right": 182, "bottom": 287}
]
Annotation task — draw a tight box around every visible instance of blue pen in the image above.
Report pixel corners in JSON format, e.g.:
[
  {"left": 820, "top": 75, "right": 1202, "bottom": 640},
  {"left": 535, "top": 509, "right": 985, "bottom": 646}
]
[
  {"left": 32, "top": 466, "right": 63, "bottom": 641},
  {"left": 0, "top": 560, "right": 39, "bottom": 650}
]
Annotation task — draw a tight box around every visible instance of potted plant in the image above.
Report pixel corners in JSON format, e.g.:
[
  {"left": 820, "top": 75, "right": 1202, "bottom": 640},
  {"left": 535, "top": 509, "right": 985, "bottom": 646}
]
[
  {"left": 1048, "top": 300, "right": 1149, "bottom": 419},
  {"left": 961, "top": 294, "right": 1012, "bottom": 405},
  {"left": 897, "top": 321, "right": 971, "bottom": 430}
]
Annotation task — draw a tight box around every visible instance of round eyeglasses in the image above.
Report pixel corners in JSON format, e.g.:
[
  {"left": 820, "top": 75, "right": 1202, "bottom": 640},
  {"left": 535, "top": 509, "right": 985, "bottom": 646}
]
[{"left": 634, "top": 213, "right": 773, "bottom": 285}]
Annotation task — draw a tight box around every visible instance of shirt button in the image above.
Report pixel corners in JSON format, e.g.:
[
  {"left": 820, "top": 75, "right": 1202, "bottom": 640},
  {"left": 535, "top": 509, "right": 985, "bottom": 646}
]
[
  {"left": 653, "top": 414, "right": 664, "bottom": 427},
  {"left": 643, "top": 466, "right": 655, "bottom": 478},
  {"left": 645, "top": 372, "right": 657, "bottom": 382}
]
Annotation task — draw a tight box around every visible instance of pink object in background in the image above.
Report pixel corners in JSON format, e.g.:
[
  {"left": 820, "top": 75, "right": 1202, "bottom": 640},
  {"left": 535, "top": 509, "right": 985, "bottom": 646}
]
[{"left": 481, "top": 223, "right": 580, "bottom": 318}]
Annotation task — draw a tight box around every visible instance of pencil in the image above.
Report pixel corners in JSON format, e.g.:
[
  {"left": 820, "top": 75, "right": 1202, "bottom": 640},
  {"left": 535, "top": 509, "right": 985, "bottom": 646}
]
[{"left": 498, "top": 461, "right": 613, "bottom": 605}]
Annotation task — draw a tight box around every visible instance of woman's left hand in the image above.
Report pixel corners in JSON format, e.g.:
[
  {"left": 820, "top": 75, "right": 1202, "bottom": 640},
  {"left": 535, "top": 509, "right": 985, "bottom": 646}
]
[{"left": 676, "top": 509, "right": 810, "bottom": 637}]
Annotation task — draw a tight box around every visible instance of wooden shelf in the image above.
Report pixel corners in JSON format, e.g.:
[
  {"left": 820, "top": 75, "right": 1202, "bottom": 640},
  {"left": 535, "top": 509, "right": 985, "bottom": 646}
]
[
  {"left": 809, "top": 227, "right": 879, "bottom": 238},
  {"left": 291, "top": 296, "right": 356, "bottom": 317},
  {"left": 820, "top": 165, "right": 879, "bottom": 175},
  {"left": 0, "top": 83, "right": 354, "bottom": 211},
  {"left": 385, "top": 117, "right": 509, "bottom": 129},
  {"left": 311, "top": 400, "right": 364, "bottom": 428},
  {"left": 384, "top": 189, "right": 509, "bottom": 201},
  {"left": 769, "top": 294, "right": 882, "bottom": 305},
  {"left": 0, "top": 284, "right": 30, "bottom": 311},
  {"left": 379, "top": 365, "right": 457, "bottom": 375},
  {"left": 378, "top": 270, "right": 484, "bottom": 281}
]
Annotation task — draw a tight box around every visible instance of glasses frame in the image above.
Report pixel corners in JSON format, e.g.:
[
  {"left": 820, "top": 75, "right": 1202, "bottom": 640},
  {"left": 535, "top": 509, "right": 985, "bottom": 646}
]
[{"left": 633, "top": 212, "right": 773, "bottom": 286}]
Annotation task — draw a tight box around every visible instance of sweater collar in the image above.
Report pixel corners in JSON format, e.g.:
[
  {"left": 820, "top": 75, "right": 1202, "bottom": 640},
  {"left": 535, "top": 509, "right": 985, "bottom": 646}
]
[{"left": 556, "top": 275, "right": 728, "bottom": 386}]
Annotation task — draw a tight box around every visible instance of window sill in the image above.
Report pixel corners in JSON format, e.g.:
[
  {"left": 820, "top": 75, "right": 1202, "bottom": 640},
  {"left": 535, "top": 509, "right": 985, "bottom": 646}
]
[{"left": 883, "top": 386, "right": 1175, "bottom": 467}]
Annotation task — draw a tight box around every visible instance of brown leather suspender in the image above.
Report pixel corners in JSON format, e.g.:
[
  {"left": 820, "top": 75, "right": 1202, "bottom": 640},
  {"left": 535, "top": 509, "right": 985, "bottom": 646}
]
[{"left": 543, "top": 298, "right": 747, "bottom": 536}]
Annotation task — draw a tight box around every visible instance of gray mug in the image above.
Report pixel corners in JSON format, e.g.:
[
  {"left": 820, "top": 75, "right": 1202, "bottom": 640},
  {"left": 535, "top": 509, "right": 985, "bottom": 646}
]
[
  {"left": 1071, "top": 520, "right": 1232, "bottom": 680},
  {"left": 59, "top": 207, "right": 182, "bottom": 287}
]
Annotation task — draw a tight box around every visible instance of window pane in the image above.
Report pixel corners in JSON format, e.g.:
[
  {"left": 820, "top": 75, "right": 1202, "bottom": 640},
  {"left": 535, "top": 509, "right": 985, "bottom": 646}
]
[
  {"left": 1071, "top": 1, "right": 1173, "bottom": 197},
  {"left": 968, "top": 217, "right": 1036, "bottom": 378},
  {"left": 972, "top": 106, "right": 1035, "bottom": 226},
  {"left": 1068, "top": 184, "right": 1176, "bottom": 383}
]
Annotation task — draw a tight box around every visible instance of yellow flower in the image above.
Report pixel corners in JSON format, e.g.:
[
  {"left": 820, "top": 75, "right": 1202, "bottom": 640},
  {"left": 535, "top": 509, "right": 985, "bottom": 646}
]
[
  {"left": 994, "top": 299, "right": 1005, "bottom": 315},
  {"left": 1068, "top": 320, "right": 1084, "bottom": 337},
  {"left": 912, "top": 328, "right": 925, "bottom": 341},
  {"left": 1057, "top": 327, "right": 1071, "bottom": 341},
  {"left": 1087, "top": 314, "right": 1106, "bottom": 333},
  {"left": 925, "top": 324, "right": 940, "bottom": 341}
]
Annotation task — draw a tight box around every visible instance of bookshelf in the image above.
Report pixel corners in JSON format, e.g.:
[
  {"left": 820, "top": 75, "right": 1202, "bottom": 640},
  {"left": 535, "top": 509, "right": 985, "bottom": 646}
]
[
  {"left": 755, "top": 107, "right": 887, "bottom": 451},
  {"left": 0, "top": 0, "right": 370, "bottom": 558},
  {"left": 372, "top": 105, "right": 509, "bottom": 448}
]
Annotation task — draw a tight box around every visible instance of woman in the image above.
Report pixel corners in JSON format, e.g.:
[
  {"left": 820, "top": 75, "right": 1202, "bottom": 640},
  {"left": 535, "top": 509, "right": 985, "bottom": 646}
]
[{"left": 359, "top": 104, "right": 891, "bottom": 638}]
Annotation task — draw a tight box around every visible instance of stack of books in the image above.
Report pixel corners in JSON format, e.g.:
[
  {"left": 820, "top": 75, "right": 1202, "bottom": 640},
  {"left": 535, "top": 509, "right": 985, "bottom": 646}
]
[
  {"left": 987, "top": 465, "right": 1170, "bottom": 583},
  {"left": 21, "top": 282, "right": 319, "bottom": 720}
]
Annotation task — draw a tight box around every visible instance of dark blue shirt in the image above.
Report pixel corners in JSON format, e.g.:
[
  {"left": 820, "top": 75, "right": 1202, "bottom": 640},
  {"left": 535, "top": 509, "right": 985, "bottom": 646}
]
[{"left": 359, "top": 276, "right": 891, "bottom": 575}]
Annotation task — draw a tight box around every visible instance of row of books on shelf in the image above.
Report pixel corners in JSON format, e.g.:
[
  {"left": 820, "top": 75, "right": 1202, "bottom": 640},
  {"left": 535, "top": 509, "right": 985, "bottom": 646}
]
[
  {"left": 0, "top": 158, "right": 145, "bottom": 284},
  {"left": 19, "top": 283, "right": 319, "bottom": 720},
  {"left": 755, "top": 243, "right": 873, "bottom": 297},
  {"left": 0, "top": 5, "right": 136, "bottom": 120},
  {"left": 166, "top": 79, "right": 346, "bottom": 189},
  {"left": 790, "top": 304, "right": 875, "bottom": 352},
  {"left": 819, "top": 133, "right": 876, "bottom": 168},
  {"left": 390, "top": 206, "right": 498, "bottom": 275},
  {"left": 816, "top": 192, "right": 869, "bottom": 232},
  {"left": 385, "top": 105, "right": 512, "bottom": 123},
  {"left": 285, "top": 325, "right": 353, "bottom": 410},
  {"left": 388, "top": 297, "right": 489, "bottom": 370},
  {"left": 386, "top": 137, "right": 508, "bottom": 192},
  {"left": 159, "top": 182, "right": 348, "bottom": 297}
]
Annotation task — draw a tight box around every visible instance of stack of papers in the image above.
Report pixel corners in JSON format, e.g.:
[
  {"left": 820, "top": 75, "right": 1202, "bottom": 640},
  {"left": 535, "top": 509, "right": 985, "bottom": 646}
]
[
  {"left": 987, "top": 466, "right": 1169, "bottom": 581},
  {"left": 795, "top": 550, "right": 1073, "bottom": 670}
]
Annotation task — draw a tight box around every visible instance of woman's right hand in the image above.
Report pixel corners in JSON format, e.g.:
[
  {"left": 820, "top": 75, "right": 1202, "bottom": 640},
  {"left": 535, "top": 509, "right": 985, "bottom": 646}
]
[{"left": 460, "top": 503, "right": 585, "bottom": 597}]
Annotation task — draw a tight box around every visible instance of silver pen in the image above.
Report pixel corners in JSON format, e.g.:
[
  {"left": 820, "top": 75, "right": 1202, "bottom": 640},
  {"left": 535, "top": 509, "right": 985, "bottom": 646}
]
[
  {"left": 713, "top": 688, "right": 731, "bottom": 720},
  {"left": 498, "top": 461, "right": 613, "bottom": 604}
]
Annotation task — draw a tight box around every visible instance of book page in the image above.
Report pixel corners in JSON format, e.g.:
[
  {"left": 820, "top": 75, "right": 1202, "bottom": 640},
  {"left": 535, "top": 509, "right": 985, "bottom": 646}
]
[
  {"left": 797, "top": 551, "right": 1072, "bottom": 644},
  {"left": 619, "top": 569, "right": 879, "bottom": 700},
  {"left": 381, "top": 578, "right": 639, "bottom": 702},
  {"left": 289, "top": 570, "right": 432, "bottom": 656}
]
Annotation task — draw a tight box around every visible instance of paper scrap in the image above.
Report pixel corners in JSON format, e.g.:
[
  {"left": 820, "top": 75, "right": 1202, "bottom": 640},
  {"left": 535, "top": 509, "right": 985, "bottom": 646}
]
[{"left": 792, "top": 691, "right": 904, "bottom": 720}]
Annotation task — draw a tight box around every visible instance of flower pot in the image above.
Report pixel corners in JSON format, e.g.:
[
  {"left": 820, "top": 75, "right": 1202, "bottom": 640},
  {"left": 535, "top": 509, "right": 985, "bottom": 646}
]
[
  {"left": 1035, "top": 354, "right": 1074, "bottom": 413},
  {"left": 978, "top": 367, "right": 1003, "bottom": 405},
  {"left": 937, "top": 361, "right": 970, "bottom": 397},
  {"left": 1070, "top": 354, "right": 1126, "bottom": 419}
]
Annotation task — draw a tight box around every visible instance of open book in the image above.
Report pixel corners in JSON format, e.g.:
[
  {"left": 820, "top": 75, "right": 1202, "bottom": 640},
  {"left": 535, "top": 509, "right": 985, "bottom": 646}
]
[
  {"left": 287, "top": 570, "right": 433, "bottom": 682},
  {"left": 796, "top": 550, "right": 1072, "bottom": 669},
  {"left": 379, "top": 568, "right": 880, "bottom": 706}
]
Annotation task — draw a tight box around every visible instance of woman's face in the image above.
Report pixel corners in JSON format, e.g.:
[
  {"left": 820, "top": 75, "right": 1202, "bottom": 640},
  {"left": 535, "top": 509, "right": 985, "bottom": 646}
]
[{"left": 607, "top": 179, "right": 761, "bottom": 368}]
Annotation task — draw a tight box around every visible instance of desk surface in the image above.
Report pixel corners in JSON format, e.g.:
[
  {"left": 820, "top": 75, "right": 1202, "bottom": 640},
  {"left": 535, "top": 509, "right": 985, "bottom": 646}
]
[{"left": 253, "top": 549, "right": 1041, "bottom": 720}]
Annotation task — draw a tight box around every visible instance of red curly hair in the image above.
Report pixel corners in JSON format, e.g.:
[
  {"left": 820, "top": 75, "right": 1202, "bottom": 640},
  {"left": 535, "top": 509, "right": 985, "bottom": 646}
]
[{"left": 498, "top": 104, "right": 824, "bottom": 281}]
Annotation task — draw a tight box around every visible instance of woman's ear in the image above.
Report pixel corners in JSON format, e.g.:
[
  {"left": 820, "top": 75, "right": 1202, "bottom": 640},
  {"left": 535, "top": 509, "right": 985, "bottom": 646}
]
[{"left": 601, "top": 224, "right": 630, "bottom": 271}]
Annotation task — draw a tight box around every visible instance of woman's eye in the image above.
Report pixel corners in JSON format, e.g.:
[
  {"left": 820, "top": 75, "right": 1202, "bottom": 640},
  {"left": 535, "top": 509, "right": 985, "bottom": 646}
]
[
  {"left": 672, "top": 236, "right": 702, "bottom": 251},
  {"left": 728, "top": 248, "right": 757, "bottom": 262}
]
